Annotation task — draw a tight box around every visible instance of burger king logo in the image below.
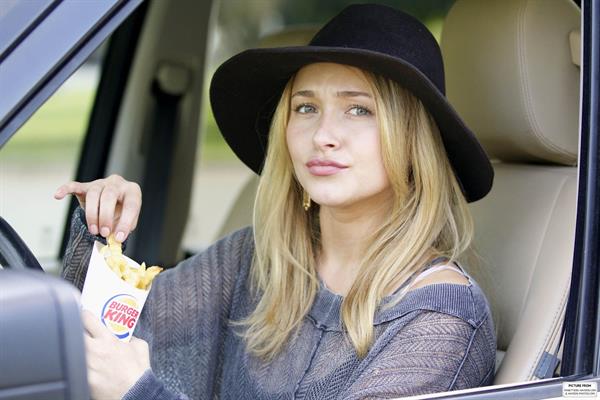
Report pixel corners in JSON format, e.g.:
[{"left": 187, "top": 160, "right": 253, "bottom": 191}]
[{"left": 101, "top": 294, "right": 140, "bottom": 339}]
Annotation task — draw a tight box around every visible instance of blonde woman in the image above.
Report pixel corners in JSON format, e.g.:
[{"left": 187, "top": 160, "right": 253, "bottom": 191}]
[{"left": 55, "top": 4, "right": 496, "bottom": 399}]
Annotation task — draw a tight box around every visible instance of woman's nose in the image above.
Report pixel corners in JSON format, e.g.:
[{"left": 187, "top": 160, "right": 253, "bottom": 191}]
[{"left": 312, "top": 112, "right": 340, "bottom": 149}]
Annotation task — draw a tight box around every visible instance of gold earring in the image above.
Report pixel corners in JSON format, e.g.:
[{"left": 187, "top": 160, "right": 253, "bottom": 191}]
[{"left": 303, "top": 189, "right": 311, "bottom": 211}]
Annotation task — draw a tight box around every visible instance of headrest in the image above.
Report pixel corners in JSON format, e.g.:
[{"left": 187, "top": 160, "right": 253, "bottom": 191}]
[{"left": 441, "top": 0, "right": 580, "bottom": 165}]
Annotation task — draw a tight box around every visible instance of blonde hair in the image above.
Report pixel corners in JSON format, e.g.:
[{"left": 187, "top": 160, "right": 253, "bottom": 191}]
[{"left": 235, "top": 68, "right": 474, "bottom": 360}]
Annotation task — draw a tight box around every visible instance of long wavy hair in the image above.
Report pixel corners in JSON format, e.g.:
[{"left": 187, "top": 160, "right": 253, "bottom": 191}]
[{"left": 235, "top": 68, "right": 474, "bottom": 360}]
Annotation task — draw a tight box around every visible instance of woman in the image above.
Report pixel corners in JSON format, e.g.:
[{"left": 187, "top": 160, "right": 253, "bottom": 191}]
[{"left": 55, "top": 4, "right": 496, "bottom": 399}]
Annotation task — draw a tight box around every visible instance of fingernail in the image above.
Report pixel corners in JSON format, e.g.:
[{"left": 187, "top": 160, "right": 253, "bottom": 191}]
[
  {"left": 89, "top": 224, "right": 98, "bottom": 235},
  {"left": 115, "top": 231, "right": 125, "bottom": 242},
  {"left": 100, "top": 226, "right": 110, "bottom": 237}
]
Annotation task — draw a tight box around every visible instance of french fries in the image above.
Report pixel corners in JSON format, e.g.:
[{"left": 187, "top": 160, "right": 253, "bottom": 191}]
[{"left": 100, "top": 234, "right": 163, "bottom": 290}]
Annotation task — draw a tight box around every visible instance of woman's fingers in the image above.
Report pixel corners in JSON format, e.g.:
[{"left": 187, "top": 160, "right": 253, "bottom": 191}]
[
  {"left": 84, "top": 184, "right": 103, "bottom": 236},
  {"left": 54, "top": 179, "right": 102, "bottom": 235},
  {"left": 82, "top": 322, "right": 150, "bottom": 399},
  {"left": 99, "top": 176, "right": 142, "bottom": 240},
  {"left": 82, "top": 310, "right": 113, "bottom": 340},
  {"left": 55, "top": 181, "right": 98, "bottom": 234},
  {"left": 54, "top": 175, "right": 143, "bottom": 241},
  {"left": 54, "top": 181, "right": 88, "bottom": 206},
  {"left": 98, "top": 186, "right": 119, "bottom": 237},
  {"left": 113, "top": 185, "right": 142, "bottom": 242}
]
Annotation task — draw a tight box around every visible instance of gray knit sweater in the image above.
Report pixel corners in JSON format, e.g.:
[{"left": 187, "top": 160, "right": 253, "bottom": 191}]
[{"left": 62, "top": 208, "right": 496, "bottom": 399}]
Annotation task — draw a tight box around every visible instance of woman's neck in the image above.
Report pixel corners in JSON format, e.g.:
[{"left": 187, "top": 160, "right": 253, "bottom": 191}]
[{"left": 317, "top": 193, "right": 393, "bottom": 295}]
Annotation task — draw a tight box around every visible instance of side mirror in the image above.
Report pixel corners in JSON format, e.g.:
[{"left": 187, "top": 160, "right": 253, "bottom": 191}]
[{"left": 0, "top": 270, "right": 90, "bottom": 400}]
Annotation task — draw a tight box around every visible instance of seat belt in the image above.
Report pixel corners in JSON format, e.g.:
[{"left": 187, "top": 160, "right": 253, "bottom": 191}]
[
  {"left": 130, "top": 62, "right": 191, "bottom": 266},
  {"left": 534, "top": 319, "right": 566, "bottom": 379},
  {"left": 533, "top": 262, "right": 579, "bottom": 380}
]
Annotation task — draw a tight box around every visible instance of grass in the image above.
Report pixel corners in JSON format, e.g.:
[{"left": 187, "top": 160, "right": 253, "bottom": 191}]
[{"left": 1, "top": 88, "right": 92, "bottom": 163}]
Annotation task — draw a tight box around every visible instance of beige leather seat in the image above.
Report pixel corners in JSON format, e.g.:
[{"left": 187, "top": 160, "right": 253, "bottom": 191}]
[
  {"left": 215, "top": 0, "right": 581, "bottom": 386},
  {"left": 442, "top": 0, "right": 580, "bottom": 384}
]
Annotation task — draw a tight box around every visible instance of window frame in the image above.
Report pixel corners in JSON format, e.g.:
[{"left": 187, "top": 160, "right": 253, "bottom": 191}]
[
  {"left": 561, "top": 0, "right": 600, "bottom": 379},
  {"left": 0, "top": 0, "right": 144, "bottom": 147}
]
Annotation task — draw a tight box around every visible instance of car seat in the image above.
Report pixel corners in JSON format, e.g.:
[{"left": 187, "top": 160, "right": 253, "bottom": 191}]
[
  {"left": 214, "top": 0, "right": 581, "bottom": 385},
  {"left": 441, "top": 0, "right": 580, "bottom": 384}
]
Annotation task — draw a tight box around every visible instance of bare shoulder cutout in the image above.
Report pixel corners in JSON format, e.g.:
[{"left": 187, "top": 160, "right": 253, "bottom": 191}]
[{"left": 408, "top": 267, "right": 470, "bottom": 292}]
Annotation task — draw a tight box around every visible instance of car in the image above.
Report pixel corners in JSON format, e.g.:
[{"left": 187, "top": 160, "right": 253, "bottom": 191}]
[{"left": 0, "top": 0, "right": 598, "bottom": 399}]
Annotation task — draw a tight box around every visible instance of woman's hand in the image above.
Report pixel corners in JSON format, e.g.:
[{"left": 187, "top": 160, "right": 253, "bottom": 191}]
[
  {"left": 82, "top": 310, "right": 150, "bottom": 399},
  {"left": 54, "top": 175, "right": 141, "bottom": 242}
]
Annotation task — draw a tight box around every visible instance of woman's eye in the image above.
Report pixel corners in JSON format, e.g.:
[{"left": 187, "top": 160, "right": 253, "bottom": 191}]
[
  {"left": 294, "top": 104, "right": 317, "bottom": 114},
  {"left": 347, "top": 105, "right": 372, "bottom": 116}
]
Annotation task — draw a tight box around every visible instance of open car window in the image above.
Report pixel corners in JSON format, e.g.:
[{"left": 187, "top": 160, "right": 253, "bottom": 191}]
[
  {"left": 0, "top": 50, "right": 103, "bottom": 272},
  {"left": 0, "top": 0, "right": 143, "bottom": 273}
]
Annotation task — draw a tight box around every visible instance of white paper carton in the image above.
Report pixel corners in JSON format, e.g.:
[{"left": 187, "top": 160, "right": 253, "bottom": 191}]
[{"left": 80, "top": 241, "right": 149, "bottom": 342}]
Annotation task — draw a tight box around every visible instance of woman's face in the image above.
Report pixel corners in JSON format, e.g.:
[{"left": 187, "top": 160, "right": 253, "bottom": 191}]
[{"left": 286, "top": 62, "right": 392, "bottom": 211}]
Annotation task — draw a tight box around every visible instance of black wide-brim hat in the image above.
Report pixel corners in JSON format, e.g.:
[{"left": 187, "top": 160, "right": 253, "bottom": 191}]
[{"left": 210, "top": 3, "right": 493, "bottom": 202}]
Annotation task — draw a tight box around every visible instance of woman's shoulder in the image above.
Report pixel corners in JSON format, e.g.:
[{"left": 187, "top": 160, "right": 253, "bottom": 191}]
[
  {"left": 376, "top": 266, "right": 492, "bottom": 328},
  {"left": 407, "top": 265, "right": 470, "bottom": 290},
  {"left": 357, "top": 269, "right": 497, "bottom": 396}
]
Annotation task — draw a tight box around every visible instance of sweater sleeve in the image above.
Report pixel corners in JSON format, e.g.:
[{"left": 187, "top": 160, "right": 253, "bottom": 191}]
[
  {"left": 61, "top": 207, "right": 255, "bottom": 399},
  {"left": 61, "top": 207, "right": 105, "bottom": 291},
  {"left": 122, "top": 370, "right": 189, "bottom": 400},
  {"left": 341, "top": 311, "right": 496, "bottom": 400},
  {"left": 130, "top": 226, "right": 255, "bottom": 400}
]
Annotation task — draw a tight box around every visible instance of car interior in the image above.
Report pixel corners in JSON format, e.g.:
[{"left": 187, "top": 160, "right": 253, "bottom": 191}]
[
  {"left": 445, "top": 0, "right": 579, "bottom": 384},
  {"left": 0, "top": 0, "right": 589, "bottom": 399}
]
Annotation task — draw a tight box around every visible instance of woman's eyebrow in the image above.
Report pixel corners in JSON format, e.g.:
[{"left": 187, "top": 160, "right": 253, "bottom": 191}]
[
  {"left": 291, "top": 90, "right": 314, "bottom": 98},
  {"left": 291, "top": 90, "right": 372, "bottom": 98},
  {"left": 337, "top": 90, "right": 372, "bottom": 98}
]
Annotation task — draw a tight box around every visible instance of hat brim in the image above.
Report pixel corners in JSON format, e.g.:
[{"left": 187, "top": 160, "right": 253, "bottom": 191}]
[{"left": 209, "top": 46, "right": 493, "bottom": 202}]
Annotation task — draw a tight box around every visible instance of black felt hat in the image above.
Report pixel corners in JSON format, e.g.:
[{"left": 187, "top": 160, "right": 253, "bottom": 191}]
[{"left": 209, "top": 3, "right": 493, "bottom": 202}]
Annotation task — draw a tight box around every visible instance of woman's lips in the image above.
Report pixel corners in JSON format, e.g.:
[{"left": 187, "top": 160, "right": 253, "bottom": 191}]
[{"left": 306, "top": 159, "right": 348, "bottom": 176}]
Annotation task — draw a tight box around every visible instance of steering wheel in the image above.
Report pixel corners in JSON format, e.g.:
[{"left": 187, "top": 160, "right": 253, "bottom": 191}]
[{"left": 0, "top": 217, "right": 43, "bottom": 270}]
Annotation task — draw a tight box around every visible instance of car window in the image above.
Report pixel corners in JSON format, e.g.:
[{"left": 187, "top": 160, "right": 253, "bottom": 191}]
[
  {"left": 182, "top": 0, "right": 455, "bottom": 253},
  {"left": 0, "top": 46, "right": 105, "bottom": 273}
]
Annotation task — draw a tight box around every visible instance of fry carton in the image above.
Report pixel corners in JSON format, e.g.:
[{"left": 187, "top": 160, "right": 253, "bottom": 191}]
[{"left": 80, "top": 241, "right": 159, "bottom": 341}]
